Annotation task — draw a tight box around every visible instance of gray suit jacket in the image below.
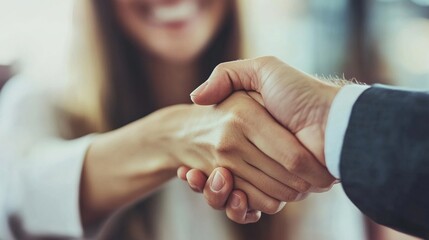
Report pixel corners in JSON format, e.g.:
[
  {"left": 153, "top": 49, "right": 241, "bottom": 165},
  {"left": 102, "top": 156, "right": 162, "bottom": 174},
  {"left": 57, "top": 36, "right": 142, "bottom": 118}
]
[{"left": 340, "top": 86, "right": 429, "bottom": 238}]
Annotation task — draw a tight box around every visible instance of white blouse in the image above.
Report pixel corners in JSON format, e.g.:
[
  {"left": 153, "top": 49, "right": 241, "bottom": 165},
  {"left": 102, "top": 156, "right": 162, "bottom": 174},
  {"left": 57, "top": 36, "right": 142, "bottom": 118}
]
[{"left": 0, "top": 77, "right": 92, "bottom": 238}]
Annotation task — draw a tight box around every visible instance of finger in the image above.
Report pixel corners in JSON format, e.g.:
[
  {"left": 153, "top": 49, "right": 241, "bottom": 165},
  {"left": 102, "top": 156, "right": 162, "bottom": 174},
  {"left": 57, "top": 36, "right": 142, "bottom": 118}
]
[
  {"left": 225, "top": 190, "right": 262, "bottom": 224},
  {"left": 234, "top": 176, "right": 286, "bottom": 215},
  {"left": 203, "top": 168, "right": 234, "bottom": 209},
  {"left": 232, "top": 153, "right": 302, "bottom": 202},
  {"left": 177, "top": 166, "right": 191, "bottom": 181},
  {"left": 243, "top": 107, "right": 335, "bottom": 189},
  {"left": 244, "top": 210, "right": 262, "bottom": 224},
  {"left": 214, "top": 141, "right": 302, "bottom": 202},
  {"left": 240, "top": 142, "right": 312, "bottom": 194},
  {"left": 186, "top": 169, "right": 208, "bottom": 193},
  {"left": 190, "top": 59, "right": 261, "bottom": 105}
]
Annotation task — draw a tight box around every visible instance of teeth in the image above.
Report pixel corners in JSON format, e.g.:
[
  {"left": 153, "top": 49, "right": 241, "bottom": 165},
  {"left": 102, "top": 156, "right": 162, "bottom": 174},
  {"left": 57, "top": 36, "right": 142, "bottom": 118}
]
[{"left": 152, "top": 1, "right": 198, "bottom": 23}]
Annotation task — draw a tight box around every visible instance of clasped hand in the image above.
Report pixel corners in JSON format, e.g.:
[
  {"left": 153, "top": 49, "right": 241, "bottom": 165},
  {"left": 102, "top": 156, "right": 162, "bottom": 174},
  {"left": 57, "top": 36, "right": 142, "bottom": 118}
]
[{"left": 178, "top": 56, "right": 340, "bottom": 223}]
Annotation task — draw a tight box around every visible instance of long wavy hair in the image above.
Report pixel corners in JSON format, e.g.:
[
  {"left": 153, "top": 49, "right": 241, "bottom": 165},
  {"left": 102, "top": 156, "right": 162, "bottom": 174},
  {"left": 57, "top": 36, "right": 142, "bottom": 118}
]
[{"left": 65, "top": 0, "right": 240, "bottom": 135}]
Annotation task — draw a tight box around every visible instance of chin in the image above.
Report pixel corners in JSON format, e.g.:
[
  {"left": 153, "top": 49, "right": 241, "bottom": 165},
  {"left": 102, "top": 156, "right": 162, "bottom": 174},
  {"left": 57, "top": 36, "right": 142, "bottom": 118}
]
[
  {"left": 161, "top": 53, "right": 200, "bottom": 64},
  {"left": 155, "top": 46, "right": 207, "bottom": 64}
]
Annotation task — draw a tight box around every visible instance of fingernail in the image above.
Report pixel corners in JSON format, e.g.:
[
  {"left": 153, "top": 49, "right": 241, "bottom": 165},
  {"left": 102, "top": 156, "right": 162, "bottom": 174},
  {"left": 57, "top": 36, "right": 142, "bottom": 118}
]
[
  {"left": 231, "top": 193, "right": 241, "bottom": 208},
  {"left": 190, "top": 81, "right": 209, "bottom": 97},
  {"left": 188, "top": 182, "right": 202, "bottom": 192},
  {"left": 210, "top": 171, "right": 225, "bottom": 192},
  {"left": 186, "top": 171, "right": 202, "bottom": 192}
]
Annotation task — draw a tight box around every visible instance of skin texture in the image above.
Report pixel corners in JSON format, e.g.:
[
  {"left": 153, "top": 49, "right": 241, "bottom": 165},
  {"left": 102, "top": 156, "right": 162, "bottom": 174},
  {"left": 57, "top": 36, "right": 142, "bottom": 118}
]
[
  {"left": 80, "top": 92, "right": 331, "bottom": 224},
  {"left": 181, "top": 56, "right": 340, "bottom": 223},
  {"left": 190, "top": 57, "right": 340, "bottom": 165}
]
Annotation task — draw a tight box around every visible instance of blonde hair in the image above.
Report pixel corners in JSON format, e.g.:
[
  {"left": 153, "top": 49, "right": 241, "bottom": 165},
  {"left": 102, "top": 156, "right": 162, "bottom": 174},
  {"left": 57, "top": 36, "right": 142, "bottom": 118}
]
[{"left": 63, "top": 0, "right": 110, "bottom": 133}]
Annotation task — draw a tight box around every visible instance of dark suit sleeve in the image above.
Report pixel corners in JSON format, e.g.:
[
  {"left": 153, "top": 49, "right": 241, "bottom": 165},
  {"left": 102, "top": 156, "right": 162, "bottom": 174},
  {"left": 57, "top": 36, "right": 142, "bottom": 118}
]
[{"left": 340, "top": 86, "right": 429, "bottom": 238}]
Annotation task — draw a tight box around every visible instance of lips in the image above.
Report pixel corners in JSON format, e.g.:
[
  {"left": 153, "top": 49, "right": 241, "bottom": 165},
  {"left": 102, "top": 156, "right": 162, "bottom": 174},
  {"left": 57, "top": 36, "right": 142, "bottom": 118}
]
[
  {"left": 152, "top": 1, "right": 199, "bottom": 24},
  {"left": 136, "top": 0, "right": 205, "bottom": 27}
]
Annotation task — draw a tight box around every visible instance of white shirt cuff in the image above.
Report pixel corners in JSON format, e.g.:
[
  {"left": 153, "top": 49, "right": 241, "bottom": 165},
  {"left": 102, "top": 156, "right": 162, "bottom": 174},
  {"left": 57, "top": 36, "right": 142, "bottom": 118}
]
[
  {"left": 325, "top": 85, "right": 370, "bottom": 179},
  {"left": 12, "top": 135, "right": 94, "bottom": 237}
]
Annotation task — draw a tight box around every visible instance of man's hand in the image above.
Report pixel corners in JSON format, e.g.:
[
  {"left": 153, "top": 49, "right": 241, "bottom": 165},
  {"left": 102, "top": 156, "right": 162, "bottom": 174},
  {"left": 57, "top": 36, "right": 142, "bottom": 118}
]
[
  {"left": 182, "top": 56, "right": 340, "bottom": 223},
  {"left": 190, "top": 56, "right": 340, "bottom": 164}
]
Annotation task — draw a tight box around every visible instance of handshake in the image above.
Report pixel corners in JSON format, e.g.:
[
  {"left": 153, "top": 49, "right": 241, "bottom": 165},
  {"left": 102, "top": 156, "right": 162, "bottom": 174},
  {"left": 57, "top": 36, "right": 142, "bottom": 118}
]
[{"left": 177, "top": 56, "right": 342, "bottom": 223}]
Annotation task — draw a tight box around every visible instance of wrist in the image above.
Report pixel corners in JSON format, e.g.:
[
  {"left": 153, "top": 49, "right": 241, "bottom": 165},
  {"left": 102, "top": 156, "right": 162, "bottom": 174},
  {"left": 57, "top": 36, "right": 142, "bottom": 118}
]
[
  {"left": 291, "top": 79, "right": 341, "bottom": 166},
  {"left": 319, "top": 83, "right": 341, "bottom": 134},
  {"left": 294, "top": 79, "right": 341, "bottom": 133},
  {"left": 79, "top": 106, "right": 193, "bottom": 225},
  {"left": 137, "top": 104, "right": 197, "bottom": 169}
]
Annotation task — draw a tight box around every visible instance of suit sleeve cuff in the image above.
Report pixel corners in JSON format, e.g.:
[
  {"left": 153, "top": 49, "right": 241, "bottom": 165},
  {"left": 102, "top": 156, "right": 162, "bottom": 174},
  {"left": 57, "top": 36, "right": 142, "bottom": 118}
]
[{"left": 325, "top": 85, "right": 370, "bottom": 179}]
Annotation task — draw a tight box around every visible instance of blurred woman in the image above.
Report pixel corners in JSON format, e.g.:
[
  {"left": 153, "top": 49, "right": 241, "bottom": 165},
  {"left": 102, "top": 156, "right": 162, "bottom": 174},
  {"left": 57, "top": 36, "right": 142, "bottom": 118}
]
[
  {"left": 0, "top": 0, "right": 332, "bottom": 239},
  {"left": 0, "top": 0, "right": 414, "bottom": 240}
]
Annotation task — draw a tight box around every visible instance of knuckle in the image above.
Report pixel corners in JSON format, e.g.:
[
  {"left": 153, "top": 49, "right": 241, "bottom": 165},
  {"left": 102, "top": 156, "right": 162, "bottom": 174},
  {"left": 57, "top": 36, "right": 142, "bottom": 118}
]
[
  {"left": 214, "top": 139, "right": 234, "bottom": 155},
  {"left": 294, "top": 180, "right": 312, "bottom": 193},
  {"left": 280, "top": 189, "right": 299, "bottom": 202},
  {"left": 214, "top": 117, "right": 245, "bottom": 154},
  {"left": 214, "top": 154, "right": 239, "bottom": 173},
  {"left": 225, "top": 115, "right": 244, "bottom": 130},
  {"left": 283, "top": 152, "right": 305, "bottom": 174},
  {"left": 213, "top": 62, "right": 229, "bottom": 74},
  {"left": 228, "top": 110, "right": 252, "bottom": 133},
  {"left": 275, "top": 185, "right": 299, "bottom": 202},
  {"left": 226, "top": 112, "right": 245, "bottom": 129}
]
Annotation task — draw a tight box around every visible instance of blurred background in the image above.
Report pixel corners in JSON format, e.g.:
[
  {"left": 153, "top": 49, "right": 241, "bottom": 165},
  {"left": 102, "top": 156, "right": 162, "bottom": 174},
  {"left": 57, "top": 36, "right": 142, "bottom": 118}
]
[
  {"left": 0, "top": 0, "right": 428, "bottom": 239},
  {"left": 1, "top": 0, "right": 429, "bottom": 89}
]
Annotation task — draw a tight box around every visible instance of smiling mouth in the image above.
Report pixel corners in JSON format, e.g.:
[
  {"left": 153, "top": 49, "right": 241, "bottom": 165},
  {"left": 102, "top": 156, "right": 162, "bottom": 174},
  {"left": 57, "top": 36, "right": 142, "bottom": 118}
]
[
  {"left": 153, "top": 1, "right": 199, "bottom": 23},
  {"left": 138, "top": 0, "right": 205, "bottom": 27}
]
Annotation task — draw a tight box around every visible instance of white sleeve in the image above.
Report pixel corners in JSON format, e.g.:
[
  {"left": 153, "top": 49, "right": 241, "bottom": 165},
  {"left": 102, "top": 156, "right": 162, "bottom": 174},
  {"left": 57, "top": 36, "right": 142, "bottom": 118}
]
[
  {"left": 324, "top": 85, "right": 370, "bottom": 179},
  {"left": 0, "top": 138, "right": 14, "bottom": 239},
  {"left": 0, "top": 78, "right": 94, "bottom": 238}
]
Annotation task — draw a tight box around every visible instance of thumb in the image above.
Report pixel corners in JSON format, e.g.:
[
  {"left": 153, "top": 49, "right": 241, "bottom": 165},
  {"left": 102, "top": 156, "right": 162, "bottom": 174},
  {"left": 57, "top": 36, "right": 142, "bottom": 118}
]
[{"left": 190, "top": 59, "right": 262, "bottom": 105}]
